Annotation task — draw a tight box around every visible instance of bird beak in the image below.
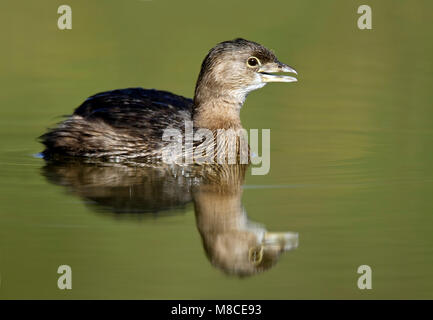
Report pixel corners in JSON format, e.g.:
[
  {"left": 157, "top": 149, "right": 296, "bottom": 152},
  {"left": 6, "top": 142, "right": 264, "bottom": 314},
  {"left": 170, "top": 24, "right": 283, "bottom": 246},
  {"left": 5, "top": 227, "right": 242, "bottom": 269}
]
[
  {"left": 263, "top": 231, "right": 299, "bottom": 251},
  {"left": 258, "top": 62, "right": 298, "bottom": 83}
]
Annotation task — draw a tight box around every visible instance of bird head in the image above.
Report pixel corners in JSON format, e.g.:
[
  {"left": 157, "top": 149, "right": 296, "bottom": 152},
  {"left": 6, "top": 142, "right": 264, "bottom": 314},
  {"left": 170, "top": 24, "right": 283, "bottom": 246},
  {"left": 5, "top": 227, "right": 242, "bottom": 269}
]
[{"left": 194, "top": 38, "right": 297, "bottom": 103}]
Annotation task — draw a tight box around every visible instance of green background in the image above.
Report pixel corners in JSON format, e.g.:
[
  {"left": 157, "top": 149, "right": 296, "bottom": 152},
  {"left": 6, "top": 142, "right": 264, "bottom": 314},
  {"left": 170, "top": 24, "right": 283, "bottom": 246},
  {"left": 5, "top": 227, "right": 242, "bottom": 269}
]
[{"left": 0, "top": 0, "right": 432, "bottom": 299}]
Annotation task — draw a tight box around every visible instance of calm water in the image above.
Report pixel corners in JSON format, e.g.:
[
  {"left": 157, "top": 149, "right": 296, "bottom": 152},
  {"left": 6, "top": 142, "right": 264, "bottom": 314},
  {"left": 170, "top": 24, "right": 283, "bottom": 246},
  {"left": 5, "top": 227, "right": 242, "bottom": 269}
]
[{"left": 1, "top": 1, "right": 432, "bottom": 299}]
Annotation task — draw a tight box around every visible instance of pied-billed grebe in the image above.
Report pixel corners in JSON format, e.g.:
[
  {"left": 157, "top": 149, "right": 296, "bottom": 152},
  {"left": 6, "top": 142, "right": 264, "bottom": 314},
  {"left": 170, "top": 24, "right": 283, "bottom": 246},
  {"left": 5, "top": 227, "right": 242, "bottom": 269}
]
[{"left": 40, "top": 38, "right": 297, "bottom": 161}]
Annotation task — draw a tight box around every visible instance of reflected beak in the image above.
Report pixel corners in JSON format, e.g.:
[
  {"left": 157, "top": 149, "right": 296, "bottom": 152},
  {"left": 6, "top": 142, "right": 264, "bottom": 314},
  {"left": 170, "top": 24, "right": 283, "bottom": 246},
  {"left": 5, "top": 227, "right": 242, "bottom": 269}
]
[
  {"left": 263, "top": 231, "right": 299, "bottom": 251},
  {"left": 258, "top": 62, "right": 298, "bottom": 83}
]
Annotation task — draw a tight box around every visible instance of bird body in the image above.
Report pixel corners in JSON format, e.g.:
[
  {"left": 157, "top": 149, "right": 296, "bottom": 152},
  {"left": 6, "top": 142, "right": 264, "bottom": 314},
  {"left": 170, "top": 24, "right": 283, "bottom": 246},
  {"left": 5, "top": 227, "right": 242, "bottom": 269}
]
[
  {"left": 40, "top": 38, "right": 297, "bottom": 164},
  {"left": 41, "top": 88, "right": 193, "bottom": 160}
]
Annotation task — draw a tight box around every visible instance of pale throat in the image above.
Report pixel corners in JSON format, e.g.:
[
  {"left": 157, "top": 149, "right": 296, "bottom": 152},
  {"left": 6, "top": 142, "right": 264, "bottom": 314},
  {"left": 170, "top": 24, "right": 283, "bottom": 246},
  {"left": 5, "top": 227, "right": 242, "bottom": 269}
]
[
  {"left": 193, "top": 91, "right": 249, "bottom": 130},
  {"left": 193, "top": 80, "right": 265, "bottom": 130}
]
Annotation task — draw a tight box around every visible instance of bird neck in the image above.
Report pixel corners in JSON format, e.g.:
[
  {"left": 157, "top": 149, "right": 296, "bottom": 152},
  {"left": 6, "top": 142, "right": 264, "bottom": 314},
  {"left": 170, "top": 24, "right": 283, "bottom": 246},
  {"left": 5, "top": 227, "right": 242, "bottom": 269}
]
[{"left": 193, "top": 90, "right": 245, "bottom": 130}]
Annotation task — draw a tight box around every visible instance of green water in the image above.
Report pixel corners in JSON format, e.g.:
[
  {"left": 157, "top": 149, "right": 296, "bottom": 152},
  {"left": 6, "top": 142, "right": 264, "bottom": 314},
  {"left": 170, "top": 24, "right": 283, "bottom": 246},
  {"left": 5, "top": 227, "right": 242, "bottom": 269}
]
[{"left": 1, "top": 0, "right": 433, "bottom": 299}]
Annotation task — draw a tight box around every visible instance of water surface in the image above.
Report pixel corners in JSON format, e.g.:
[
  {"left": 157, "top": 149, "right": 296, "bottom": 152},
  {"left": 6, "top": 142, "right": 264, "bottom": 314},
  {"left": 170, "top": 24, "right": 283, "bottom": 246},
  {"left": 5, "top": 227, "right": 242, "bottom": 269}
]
[{"left": 0, "top": 0, "right": 432, "bottom": 299}]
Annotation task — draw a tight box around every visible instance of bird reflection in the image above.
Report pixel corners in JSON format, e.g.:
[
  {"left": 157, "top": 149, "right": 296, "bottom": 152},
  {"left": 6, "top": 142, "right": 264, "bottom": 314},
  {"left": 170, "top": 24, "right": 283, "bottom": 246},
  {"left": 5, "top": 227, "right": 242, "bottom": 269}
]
[{"left": 42, "top": 161, "right": 298, "bottom": 276}]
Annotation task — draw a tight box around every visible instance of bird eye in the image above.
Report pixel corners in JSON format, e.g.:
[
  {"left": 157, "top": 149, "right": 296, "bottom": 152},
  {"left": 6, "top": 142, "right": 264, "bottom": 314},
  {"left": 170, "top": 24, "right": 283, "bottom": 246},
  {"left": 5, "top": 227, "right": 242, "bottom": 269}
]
[{"left": 247, "top": 57, "right": 260, "bottom": 68}]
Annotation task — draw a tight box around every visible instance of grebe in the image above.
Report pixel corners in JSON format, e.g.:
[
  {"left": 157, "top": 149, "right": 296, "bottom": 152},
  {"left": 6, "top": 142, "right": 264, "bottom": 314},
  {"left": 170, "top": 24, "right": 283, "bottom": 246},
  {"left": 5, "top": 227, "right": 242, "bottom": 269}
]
[{"left": 40, "top": 38, "right": 297, "bottom": 162}]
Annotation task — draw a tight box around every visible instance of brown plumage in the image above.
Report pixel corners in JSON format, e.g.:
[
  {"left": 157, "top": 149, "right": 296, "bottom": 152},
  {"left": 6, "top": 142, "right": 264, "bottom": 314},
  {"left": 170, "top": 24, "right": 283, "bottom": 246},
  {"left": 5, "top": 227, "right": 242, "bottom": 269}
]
[{"left": 40, "top": 38, "right": 297, "bottom": 163}]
